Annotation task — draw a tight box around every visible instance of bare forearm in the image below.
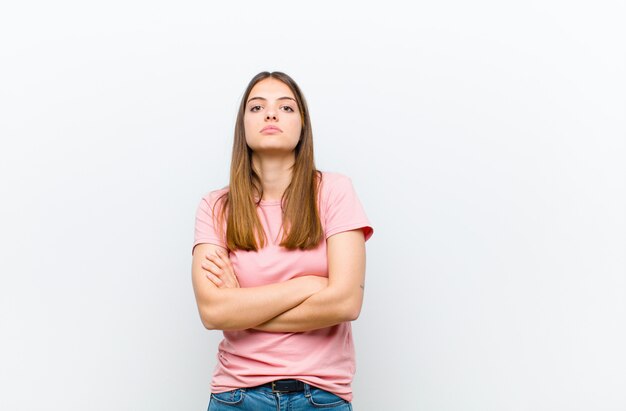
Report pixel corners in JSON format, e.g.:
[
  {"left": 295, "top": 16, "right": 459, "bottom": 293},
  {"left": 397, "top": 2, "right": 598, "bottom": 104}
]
[
  {"left": 254, "top": 287, "right": 363, "bottom": 332},
  {"left": 200, "top": 277, "right": 323, "bottom": 331}
]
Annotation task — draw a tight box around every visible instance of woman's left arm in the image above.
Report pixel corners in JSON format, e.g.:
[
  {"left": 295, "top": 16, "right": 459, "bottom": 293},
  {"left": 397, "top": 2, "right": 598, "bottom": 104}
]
[{"left": 254, "top": 229, "right": 366, "bottom": 332}]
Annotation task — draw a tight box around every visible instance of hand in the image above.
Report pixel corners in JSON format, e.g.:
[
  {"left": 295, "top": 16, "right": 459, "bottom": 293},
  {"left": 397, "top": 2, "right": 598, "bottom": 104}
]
[{"left": 202, "top": 249, "right": 240, "bottom": 289}]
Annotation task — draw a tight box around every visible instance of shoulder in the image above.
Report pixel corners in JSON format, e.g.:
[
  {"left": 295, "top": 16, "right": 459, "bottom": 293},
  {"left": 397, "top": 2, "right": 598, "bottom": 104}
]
[
  {"left": 317, "top": 170, "right": 373, "bottom": 240},
  {"left": 319, "top": 171, "right": 353, "bottom": 192},
  {"left": 198, "top": 186, "right": 229, "bottom": 211},
  {"left": 319, "top": 170, "right": 350, "bottom": 182},
  {"left": 318, "top": 171, "right": 359, "bottom": 206}
]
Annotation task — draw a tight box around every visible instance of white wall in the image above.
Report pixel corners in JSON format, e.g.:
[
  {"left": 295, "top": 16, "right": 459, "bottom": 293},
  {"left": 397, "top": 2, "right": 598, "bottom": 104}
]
[{"left": 1, "top": 1, "right": 624, "bottom": 410}]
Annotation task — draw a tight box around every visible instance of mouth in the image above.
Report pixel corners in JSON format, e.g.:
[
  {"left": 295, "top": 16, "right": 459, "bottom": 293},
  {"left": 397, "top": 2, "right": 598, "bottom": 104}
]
[{"left": 261, "top": 126, "right": 282, "bottom": 133}]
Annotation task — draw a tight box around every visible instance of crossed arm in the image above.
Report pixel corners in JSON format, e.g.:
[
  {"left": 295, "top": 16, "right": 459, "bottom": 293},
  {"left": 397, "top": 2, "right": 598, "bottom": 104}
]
[{"left": 191, "top": 229, "right": 366, "bottom": 332}]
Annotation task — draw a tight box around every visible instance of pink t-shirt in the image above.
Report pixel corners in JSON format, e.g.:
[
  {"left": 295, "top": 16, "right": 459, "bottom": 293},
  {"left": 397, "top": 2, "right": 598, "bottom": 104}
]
[{"left": 192, "top": 171, "right": 373, "bottom": 401}]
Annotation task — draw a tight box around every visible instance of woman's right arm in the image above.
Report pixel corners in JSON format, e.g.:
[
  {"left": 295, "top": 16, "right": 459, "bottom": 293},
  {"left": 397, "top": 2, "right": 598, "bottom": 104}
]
[{"left": 191, "top": 243, "right": 326, "bottom": 331}]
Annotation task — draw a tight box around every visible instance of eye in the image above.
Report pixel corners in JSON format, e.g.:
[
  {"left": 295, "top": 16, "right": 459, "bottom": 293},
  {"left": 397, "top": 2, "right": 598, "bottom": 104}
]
[
  {"left": 281, "top": 106, "right": 295, "bottom": 112},
  {"left": 250, "top": 105, "right": 262, "bottom": 112}
]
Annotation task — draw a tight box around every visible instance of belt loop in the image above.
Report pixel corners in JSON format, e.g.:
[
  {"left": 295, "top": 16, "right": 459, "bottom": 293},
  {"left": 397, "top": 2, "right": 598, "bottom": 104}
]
[{"left": 303, "top": 383, "right": 311, "bottom": 398}]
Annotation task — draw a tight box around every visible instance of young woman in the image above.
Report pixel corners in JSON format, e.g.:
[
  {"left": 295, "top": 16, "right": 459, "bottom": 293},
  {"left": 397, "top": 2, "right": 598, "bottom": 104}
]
[{"left": 191, "top": 71, "right": 373, "bottom": 410}]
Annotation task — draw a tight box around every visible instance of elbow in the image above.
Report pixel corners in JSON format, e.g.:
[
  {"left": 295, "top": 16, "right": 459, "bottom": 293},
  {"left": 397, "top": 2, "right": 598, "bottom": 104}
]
[
  {"left": 200, "top": 305, "right": 244, "bottom": 331},
  {"left": 345, "top": 307, "right": 361, "bottom": 322},
  {"left": 199, "top": 306, "right": 223, "bottom": 330},
  {"left": 342, "top": 299, "right": 363, "bottom": 322},
  {"left": 197, "top": 289, "right": 233, "bottom": 330},
  {"left": 200, "top": 313, "right": 218, "bottom": 330},
  {"left": 201, "top": 317, "right": 219, "bottom": 330},
  {"left": 331, "top": 290, "right": 363, "bottom": 322}
]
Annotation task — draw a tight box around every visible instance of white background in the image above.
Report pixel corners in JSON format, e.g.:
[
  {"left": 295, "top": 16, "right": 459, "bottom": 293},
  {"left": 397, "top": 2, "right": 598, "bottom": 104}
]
[{"left": 1, "top": 1, "right": 625, "bottom": 410}]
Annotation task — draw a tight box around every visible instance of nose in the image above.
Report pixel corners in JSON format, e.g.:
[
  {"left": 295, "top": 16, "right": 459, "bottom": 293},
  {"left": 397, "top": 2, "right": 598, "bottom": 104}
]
[{"left": 265, "top": 109, "right": 278, "bottom": 121}]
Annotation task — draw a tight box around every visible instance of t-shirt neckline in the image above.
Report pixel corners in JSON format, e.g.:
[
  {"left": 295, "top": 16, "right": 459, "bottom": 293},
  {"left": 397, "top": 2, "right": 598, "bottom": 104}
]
[{"left": 258, "top": 198, "right": 282, "bottom": 206}]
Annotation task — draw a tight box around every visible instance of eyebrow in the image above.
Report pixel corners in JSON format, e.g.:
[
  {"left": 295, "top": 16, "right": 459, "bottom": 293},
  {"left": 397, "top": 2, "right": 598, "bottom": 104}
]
[{"left": 247, "top": 96, "right": 297, "bottom": 104}]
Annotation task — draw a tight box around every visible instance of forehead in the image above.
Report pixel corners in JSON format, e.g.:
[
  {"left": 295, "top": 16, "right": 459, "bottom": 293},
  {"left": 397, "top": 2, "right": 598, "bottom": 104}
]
[{"left": 248, "top": 78, "right": 296, "bottom": 100}]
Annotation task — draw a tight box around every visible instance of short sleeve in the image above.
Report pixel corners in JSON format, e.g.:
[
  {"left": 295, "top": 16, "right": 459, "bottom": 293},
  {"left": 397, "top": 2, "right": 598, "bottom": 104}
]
[
  {"left": 192, "top": 190, "right": 228, "bottom": 254},
  {"left": 323, "top": 174, "right": 373, "bottom": 241}
]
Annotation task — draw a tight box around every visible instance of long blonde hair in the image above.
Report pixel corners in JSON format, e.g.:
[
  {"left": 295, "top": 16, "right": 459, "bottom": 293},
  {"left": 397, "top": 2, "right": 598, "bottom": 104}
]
[{"left": 216, "top": 71, "right": 323, "bottom": 251}]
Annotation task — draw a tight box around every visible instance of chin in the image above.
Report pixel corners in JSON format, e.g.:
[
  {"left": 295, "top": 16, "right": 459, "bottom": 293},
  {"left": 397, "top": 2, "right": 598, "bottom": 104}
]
[
  {"left": 251, "top": 145, "right": 298, "bottom": 155},
  {"left": 249, "top": 139, "right": 298, "bottom": 151}
]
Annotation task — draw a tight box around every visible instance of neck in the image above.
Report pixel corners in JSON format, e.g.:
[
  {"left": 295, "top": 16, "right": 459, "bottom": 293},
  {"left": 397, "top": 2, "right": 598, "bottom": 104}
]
[{"left": 251, "top": 152, "right": 296, "bottom": 201}]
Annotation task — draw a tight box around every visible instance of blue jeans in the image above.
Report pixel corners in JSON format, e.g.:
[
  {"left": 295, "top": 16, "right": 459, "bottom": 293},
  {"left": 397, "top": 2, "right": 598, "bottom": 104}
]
[{"left": 207, "top": 383, "right": 353, "bottom": 410}]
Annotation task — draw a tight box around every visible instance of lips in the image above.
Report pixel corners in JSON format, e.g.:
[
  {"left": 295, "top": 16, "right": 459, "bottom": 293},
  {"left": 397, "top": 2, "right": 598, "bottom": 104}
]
[{"left": 260, "top": 125, "right": 282, "bottom": 133}]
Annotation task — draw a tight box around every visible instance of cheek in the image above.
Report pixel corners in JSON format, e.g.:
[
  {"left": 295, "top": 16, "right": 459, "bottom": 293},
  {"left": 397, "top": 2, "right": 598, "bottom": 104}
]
[
  {"left": 288, "top": 119, "right": 303, "bottom": 138},
  {"left": 243, "top": 117, "right": 255, "bottom": 138},
  {"left": 243, "top": 114, "right": 252, "bottom": 128}
]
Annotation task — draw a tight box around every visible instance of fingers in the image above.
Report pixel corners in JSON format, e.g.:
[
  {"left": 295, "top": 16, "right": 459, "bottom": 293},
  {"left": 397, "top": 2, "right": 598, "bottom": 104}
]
[
  {"left": 202, "top": 253, "right": 224, "bottom": 287},
  {"left": 205, "top": 271, "right": 223, "bottom": 286},
  {"left": 202, "top": 255, "right": 223, "bottom": 275},
  {"left": 206, "top": 250, "right": 233, "bottom": 269},
  {"left": 203, "top": 250, "right": 239, "bottom": 288},
  {"left": 216, "top": 249, "right": 236, "bottom": 273}
]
